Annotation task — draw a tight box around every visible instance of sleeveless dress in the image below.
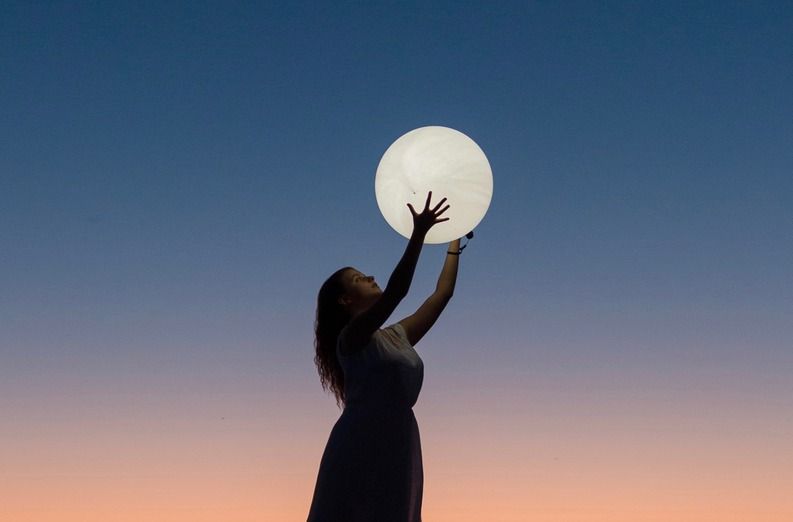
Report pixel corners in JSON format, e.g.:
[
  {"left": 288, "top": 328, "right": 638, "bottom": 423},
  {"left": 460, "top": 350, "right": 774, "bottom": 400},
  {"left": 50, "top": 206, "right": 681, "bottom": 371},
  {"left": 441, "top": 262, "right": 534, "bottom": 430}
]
[{"left": 307, "top": 322, "right": 425, "bottom": 521}]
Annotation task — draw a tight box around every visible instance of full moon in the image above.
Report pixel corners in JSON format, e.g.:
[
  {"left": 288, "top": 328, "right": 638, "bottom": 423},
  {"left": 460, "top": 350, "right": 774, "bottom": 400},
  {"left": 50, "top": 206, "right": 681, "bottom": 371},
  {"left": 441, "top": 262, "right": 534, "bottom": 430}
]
[{"left": 375, "top": 126, "right": 493, "bottom": 244}]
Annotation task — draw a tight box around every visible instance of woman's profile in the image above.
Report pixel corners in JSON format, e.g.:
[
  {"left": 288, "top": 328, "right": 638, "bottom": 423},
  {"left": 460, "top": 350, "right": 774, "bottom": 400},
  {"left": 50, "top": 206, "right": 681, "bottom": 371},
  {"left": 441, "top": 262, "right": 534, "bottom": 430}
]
[{"left": 307, "top": 191, "right": 462, "bottom": 521}]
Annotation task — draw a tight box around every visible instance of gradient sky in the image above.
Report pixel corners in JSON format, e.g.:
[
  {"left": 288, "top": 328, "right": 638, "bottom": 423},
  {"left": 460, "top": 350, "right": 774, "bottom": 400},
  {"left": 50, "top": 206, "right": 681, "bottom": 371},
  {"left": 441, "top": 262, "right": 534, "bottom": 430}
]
[{"left": 2, "top": 1, "right": 792, "bottom": 520}]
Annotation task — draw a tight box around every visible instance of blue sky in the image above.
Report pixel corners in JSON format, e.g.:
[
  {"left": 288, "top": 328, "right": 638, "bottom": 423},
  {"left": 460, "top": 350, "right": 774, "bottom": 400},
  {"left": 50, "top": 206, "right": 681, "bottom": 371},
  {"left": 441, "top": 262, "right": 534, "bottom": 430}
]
[{"left": 2, "top": 0, "right": 791, "bottom": 422}]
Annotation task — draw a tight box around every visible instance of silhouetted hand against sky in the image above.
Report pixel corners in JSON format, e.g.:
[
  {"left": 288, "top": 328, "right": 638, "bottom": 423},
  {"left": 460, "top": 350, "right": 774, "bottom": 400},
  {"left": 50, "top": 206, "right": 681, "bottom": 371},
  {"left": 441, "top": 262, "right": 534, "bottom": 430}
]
[{"left": 407, "top": 191, "right": 450, "bottom": 237}]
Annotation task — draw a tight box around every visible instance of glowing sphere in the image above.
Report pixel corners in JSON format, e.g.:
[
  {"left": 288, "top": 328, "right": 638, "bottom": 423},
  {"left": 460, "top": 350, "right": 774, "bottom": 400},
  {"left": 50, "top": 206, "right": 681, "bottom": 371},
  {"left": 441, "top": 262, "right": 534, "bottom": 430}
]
[{"left": 375, "top": 126, "right": 493, "bottom": 244}]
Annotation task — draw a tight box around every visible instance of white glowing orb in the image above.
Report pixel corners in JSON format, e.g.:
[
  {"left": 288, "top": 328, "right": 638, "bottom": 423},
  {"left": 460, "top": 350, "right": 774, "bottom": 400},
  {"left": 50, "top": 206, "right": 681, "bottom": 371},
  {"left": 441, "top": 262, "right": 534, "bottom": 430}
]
[{"left": 375, "top": 126, "right": 493, "bottom": 244}]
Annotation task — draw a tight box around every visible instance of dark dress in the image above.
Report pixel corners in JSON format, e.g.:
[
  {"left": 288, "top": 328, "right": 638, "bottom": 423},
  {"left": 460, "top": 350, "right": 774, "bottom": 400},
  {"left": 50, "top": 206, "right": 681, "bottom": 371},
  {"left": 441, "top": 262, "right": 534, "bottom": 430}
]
[{"left": 307, "top": 323, "right": 425, "bottom": 521}]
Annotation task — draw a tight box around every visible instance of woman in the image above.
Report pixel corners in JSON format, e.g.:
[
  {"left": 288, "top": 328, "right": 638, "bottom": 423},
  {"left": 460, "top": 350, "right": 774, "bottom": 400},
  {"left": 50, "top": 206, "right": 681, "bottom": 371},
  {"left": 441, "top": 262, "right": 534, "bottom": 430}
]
[{"left": 308, "top": 191, "right": 462, "bottom": 521}]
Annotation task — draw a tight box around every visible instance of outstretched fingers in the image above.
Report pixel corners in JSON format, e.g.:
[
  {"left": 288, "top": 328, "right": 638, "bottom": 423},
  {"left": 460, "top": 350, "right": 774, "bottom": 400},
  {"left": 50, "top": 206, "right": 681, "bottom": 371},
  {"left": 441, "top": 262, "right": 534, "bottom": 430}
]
[
  {"left": 408, "top": 191, "right": 452, "bottom": 229},
  {"left": 424, "top": 191, "right": 433, "bottom": 210}
]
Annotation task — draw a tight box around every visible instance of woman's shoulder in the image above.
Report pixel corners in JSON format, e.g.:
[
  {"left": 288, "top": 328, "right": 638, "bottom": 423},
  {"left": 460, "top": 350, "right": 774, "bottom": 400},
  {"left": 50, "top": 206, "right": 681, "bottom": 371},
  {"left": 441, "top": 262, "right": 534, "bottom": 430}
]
[
  {"left": 337, "top": 323, "right": 410, "bottom": 357},
  {"left": 379, "top": 322, "right": 411, "bottom": 348}
]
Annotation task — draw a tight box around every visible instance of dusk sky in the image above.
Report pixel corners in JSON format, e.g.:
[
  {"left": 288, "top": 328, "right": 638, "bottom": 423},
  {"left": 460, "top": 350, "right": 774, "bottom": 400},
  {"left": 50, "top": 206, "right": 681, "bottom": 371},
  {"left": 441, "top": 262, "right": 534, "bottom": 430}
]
[{"left": 2, "top": 1, "right": 792, "bottom": 520}]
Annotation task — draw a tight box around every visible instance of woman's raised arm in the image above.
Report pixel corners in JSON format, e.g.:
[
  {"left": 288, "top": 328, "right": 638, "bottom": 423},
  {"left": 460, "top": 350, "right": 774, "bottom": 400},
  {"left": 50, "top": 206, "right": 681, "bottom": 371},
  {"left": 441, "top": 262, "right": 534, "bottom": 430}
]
[
  {"left": 343, "top": 192, "right": 449, "bottom": 350},
  {"left": 397, "top": 237, "right": 461, "bottom": 346}
]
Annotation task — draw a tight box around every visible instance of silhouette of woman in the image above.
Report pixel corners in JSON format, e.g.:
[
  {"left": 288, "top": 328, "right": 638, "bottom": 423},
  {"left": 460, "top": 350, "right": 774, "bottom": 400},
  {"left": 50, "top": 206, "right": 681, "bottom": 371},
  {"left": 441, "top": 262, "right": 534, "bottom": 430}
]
[{"left": 308, "top": 192, "right": 461, "bottom": 521}]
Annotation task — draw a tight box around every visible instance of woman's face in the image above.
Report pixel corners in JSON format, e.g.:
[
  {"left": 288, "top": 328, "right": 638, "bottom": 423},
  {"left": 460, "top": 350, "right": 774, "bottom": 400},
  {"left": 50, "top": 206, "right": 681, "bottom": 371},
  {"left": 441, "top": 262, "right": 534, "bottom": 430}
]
[{"left": 339, "top": 268, "right": 382, "bottom": 312}]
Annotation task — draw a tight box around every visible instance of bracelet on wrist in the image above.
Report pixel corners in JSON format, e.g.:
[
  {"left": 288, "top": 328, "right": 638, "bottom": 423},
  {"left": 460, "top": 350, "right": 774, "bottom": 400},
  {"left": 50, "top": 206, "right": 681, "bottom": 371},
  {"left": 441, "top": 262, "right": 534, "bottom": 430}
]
[{"left": 446, "top": 230, "right": 474, "bottom": 256}]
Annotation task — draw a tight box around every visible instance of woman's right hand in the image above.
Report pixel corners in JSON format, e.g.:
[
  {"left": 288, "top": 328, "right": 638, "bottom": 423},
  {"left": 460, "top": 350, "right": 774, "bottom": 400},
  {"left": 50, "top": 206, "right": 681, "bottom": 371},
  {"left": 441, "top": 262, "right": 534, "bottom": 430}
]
[{"left": 407, "top": 191, "right": 450, "bottom": 236}]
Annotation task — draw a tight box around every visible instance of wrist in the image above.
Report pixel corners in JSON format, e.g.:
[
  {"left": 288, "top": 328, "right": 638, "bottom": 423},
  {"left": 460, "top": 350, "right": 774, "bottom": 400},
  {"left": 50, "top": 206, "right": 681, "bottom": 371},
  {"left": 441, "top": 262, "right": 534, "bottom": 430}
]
[{"left": 411, "top": 229, "right": 428, "bottom": 241}]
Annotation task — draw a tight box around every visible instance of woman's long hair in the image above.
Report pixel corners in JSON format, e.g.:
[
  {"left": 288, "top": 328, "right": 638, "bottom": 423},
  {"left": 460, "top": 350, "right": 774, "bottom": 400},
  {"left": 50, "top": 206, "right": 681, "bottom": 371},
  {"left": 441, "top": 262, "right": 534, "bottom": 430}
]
[{"left": 314, "top": 266, "right": 353, "bottom": 409}]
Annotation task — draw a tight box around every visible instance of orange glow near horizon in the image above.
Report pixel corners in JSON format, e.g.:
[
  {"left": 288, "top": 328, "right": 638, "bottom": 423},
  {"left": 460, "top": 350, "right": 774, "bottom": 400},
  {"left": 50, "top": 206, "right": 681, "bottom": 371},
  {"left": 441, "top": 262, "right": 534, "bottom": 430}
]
[{"left": 4, "top": 374, "right": 792, "bottom": 521}]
